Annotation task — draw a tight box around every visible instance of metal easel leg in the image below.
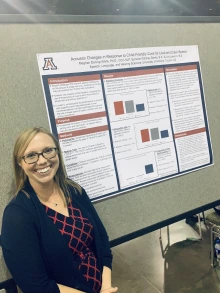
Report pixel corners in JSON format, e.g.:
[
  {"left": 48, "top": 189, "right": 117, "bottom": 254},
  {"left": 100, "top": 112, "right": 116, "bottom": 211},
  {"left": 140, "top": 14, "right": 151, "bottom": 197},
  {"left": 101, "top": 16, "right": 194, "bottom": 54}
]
[
  {"left": 159, "top": 226, "right": 170, "bottom": 257},
  {"left": 198, "top": 213, "right": 202, "bottom": 239},
  {"left": 186, "top": 213, "right": 203, "bottom": 241},
  {"left": 167, "top": 225, "right": 170, "bottom": 246},
  {"left": 202, "top": 211, "right": 206, "bottom": 224},
  {"left": 159, "top": 228, "right": 162, "bottom": 240},
  {"left": 211, "top": 225, "right": 215, "bottom": 267}
]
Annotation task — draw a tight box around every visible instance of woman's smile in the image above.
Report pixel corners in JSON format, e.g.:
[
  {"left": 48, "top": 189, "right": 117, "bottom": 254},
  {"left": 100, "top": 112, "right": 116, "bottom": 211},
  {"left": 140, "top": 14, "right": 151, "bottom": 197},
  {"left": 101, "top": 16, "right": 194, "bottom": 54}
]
[{"left": 34, "top": 165, "right": 52, "bottom": 175}]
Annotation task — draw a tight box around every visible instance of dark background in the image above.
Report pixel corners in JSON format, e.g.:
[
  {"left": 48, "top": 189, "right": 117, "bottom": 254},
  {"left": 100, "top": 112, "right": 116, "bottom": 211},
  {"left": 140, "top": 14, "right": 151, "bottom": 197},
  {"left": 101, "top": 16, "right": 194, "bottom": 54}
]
[{"left": 1, "top": 0, "right": 220, "bottom": 16}]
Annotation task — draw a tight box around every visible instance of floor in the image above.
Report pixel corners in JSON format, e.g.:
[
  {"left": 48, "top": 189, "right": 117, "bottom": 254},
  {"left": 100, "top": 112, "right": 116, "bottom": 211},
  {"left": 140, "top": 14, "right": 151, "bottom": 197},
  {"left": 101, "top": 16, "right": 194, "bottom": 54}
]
[{"left": 111, "top": 214, "right": 220, "bottom": 293}]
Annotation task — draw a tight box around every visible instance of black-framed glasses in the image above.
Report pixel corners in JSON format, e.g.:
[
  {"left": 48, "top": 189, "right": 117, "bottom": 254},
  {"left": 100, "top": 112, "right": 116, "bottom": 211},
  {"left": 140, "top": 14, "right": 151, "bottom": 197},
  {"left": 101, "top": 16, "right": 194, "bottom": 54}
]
[{"left": 21, "top": 148, "right": 58, "bottom": 164}]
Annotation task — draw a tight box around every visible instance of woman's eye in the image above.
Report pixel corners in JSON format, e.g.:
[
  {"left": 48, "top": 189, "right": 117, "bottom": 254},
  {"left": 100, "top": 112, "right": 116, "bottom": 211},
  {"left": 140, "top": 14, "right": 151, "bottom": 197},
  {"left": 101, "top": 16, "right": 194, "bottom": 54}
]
[
  {"left": 44, "top": 148, "right": 53, "bottom": 154},
  {"left": 26, "top": 153, "right": 37, "bottom": 159}
]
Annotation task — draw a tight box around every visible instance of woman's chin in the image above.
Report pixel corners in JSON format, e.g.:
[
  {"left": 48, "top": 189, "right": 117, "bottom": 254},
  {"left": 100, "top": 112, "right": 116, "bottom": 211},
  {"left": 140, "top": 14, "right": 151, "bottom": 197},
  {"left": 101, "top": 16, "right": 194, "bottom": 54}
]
[{"left": 30, "top": 172, "right": 55, "bottom": 186}]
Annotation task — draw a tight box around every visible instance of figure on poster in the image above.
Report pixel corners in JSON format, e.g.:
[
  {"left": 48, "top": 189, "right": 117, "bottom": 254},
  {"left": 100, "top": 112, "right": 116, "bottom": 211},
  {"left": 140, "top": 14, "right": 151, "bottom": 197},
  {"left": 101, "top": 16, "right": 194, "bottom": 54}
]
[{"left": 1, "top": 127, "right": 118, "bottom": 293}]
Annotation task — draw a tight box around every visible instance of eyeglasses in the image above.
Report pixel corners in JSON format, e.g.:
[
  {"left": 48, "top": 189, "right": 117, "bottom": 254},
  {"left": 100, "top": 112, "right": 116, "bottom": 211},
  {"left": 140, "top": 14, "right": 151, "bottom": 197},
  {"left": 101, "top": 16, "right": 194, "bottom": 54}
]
[{"left": 21, "top": 148, "right": 58, "bottom": 164}]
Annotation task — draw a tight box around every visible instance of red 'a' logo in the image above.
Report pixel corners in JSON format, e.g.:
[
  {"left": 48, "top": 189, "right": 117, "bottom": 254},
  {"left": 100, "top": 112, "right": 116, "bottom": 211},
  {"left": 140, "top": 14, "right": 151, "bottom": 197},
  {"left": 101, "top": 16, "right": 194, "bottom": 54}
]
[{"left": 43, "top": 58, "right": 57, "bottom": 70}]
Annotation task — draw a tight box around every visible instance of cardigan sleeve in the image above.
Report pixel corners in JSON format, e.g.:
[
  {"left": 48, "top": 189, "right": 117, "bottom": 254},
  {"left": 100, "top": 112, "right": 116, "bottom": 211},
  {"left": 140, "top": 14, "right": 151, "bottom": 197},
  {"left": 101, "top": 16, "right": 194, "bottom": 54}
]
[
  {"left": 1, "top": 203, "right": 60, "bottom": 293},
  {"left": 81, "top": 188, "right": 113, "bottom": 270}
]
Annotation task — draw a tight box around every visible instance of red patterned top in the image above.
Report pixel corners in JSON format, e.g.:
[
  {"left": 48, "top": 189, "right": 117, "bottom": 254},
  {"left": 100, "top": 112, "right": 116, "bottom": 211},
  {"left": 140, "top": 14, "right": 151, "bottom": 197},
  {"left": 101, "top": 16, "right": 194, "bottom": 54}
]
[{"left": 43, "top": 201, "right": 102, "bottom": 293}]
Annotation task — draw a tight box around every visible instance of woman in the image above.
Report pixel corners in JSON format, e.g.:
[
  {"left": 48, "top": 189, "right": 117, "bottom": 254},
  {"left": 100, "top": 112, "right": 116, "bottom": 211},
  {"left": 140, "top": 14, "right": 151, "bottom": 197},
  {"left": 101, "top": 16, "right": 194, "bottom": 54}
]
[{"left": 1, "top": 127, "right": 118, "bottom": 293}]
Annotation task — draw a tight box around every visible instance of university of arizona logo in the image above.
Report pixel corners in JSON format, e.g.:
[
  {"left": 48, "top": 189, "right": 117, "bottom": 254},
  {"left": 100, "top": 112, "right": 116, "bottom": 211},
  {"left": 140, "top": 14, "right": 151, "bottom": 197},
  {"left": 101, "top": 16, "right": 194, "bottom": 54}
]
[{"left": 43, "top": 57, "right": 57, "bottom": 70}]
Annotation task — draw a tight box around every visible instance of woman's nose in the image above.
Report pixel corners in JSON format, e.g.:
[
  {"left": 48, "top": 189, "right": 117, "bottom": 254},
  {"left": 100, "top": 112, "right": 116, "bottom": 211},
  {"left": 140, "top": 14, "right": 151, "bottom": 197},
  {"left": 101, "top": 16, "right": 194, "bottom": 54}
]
[{"left": 37, "top": 153, "right": 47, "bottom": 164}]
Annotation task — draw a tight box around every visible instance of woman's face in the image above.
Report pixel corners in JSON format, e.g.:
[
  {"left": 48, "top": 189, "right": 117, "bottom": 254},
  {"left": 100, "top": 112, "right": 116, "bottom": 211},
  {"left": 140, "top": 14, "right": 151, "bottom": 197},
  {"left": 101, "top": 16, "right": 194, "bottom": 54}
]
[{"left": 19, "top": 133, "right": 59, "bottom": 187}]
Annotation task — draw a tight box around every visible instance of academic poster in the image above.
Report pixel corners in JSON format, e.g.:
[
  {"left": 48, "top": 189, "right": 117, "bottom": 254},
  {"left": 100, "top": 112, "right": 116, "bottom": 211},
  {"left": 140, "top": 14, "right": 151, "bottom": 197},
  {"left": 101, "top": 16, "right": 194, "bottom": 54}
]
[{"left": 37, "top": 46, "right": 213, "bottom": 201}]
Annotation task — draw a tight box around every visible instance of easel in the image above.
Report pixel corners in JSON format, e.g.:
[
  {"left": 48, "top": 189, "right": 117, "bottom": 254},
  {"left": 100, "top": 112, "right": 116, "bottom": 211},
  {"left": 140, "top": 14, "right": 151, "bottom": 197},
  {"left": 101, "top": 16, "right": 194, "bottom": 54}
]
[{"left": 159, "top": 212, "right": 205, "bottom": 257}]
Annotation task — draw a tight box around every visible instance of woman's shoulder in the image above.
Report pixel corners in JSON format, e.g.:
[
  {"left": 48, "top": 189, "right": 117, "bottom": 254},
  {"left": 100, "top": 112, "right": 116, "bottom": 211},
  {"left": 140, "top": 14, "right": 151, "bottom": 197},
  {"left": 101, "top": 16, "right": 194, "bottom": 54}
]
[
  {"left": 1, "top": 190, "right": 37, "bottom": 246},
  {"left": 4, "top": 189, "right": 33, "bottom": 219}
]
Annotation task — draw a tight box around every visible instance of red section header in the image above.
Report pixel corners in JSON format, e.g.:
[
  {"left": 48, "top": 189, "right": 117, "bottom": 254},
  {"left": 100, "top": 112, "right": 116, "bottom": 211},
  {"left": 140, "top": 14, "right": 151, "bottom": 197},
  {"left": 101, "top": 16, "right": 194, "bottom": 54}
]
[
  {"left": 165, "top": 65, "right": 197, "bottom": 73},
  {"left": 102, "top": 68, "right": 163, "bottom": 79},
  {"left": 48, "top": 74, "right": 100, "bottom": 84},
  {"left": 58, "top": 125, "right": 108, "bottom": 139},
  {"left": 174, "top": 127, "right": 206, "bottom": 139},
  {"left": 56, "top": 111, "right": 106, "bottom": 124}
]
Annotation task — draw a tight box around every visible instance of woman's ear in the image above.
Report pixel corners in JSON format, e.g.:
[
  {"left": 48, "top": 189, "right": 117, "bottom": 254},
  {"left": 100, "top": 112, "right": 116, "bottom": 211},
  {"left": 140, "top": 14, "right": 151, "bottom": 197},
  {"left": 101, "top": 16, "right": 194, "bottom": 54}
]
[{"left": 18, "top": 159, "right": 24, "bottom": 170}]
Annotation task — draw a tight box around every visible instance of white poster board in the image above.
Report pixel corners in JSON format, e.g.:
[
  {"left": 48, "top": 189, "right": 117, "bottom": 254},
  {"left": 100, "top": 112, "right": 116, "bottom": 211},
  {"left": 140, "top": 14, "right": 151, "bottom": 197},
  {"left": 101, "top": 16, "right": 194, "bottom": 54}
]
[{"left": 37, "top": 46, "right": 213, "bottom": 201}]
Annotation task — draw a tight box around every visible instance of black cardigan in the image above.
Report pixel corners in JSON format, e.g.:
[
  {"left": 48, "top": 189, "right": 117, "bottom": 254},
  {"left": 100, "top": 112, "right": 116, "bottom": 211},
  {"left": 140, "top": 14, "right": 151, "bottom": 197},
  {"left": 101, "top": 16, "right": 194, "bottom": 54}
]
[{"left": 1, "top": 182, "right": 112, "bottom": 293}]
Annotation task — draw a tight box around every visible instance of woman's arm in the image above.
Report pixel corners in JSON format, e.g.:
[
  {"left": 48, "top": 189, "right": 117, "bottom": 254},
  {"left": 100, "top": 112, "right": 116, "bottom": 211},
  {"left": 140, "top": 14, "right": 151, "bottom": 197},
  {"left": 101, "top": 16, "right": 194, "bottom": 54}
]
[
  {"left": 81, "top": 188, "right": 113, "bottom": 269},
  {"left": 80, "top": 190, "right": 118, "bottom": 293},
  {"left": 100, "top": 267, "right": 118, "bottom": 293},
  {"left": 1, "top": 204, "right": 60, "bottom": 293},
  {"left": 101, "top": 266, "right": 112, "bottom": 290}
]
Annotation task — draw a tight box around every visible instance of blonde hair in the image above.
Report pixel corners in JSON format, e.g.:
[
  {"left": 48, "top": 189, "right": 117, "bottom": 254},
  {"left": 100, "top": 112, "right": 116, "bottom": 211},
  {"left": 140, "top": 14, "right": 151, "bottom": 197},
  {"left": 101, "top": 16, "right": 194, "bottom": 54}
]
[{"left": 13, "top": 127, "right": 81, "bottom": 203}]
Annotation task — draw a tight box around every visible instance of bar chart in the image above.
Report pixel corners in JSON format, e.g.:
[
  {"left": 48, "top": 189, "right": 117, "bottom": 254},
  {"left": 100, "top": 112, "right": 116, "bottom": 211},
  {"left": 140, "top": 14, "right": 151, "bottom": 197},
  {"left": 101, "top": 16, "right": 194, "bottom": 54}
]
[
  {"left": 134, "top": 118, "right": 172, "bottom": 149},
  {"left": 141, "top": 128, "right": 169, "bottom": 143},
  {"left": 116, "top": 152, "right": 158, "bottom": 188},
  {"left": 114, "top": 99, "right": 146, "bottom": 116},
  {"left": 107, "top": 90, "right": 150, "bottom": 122}
]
